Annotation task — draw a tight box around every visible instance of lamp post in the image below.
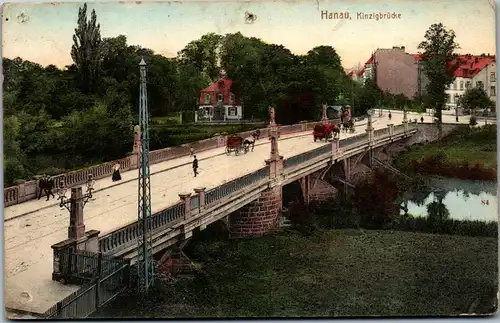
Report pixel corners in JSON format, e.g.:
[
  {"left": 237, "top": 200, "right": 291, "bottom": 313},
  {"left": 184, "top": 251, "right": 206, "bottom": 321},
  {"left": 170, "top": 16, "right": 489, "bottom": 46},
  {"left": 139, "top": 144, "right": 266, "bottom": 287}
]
[
  {"left": 57, "top": 174, "right": 95, "bottom": 242},
  {"left": 57, "top": 174, "right": 95, "bottom": 211},
  {"left": 454, "top": 94, "right": 459, "bottom": 123}
]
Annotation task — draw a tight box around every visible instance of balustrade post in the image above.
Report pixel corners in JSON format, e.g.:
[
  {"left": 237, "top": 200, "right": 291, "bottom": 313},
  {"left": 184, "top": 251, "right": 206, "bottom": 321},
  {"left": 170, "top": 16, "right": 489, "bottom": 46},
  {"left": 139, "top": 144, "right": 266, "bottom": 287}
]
[
  {"left": 332, "top": 138, "right": 340, "bottom": 155},
  {"left": 14, "top": 179, "right": 26, "bottom": 203},
  {"left": 388, "top": 124, "right": 394, "bottom": 136},
  {"left": 365, "top": 114, "right": 374, "bottom": 143},
  {"left": 194, "top": 187, "right": 206, "bottom": 209},
  {"left": 179, "top": 193, "right": 192, "bottom": 220}
]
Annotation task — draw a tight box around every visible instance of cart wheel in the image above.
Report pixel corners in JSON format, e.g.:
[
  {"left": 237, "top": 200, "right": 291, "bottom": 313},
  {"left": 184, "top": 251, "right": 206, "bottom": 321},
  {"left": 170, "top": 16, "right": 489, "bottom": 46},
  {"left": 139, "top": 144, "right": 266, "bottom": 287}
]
[
  {"left": 235, "top": 147, "right": 240, "bottom": 155},
  {"left": 226, "top": 147, "right": 231, "bottom": 155}
]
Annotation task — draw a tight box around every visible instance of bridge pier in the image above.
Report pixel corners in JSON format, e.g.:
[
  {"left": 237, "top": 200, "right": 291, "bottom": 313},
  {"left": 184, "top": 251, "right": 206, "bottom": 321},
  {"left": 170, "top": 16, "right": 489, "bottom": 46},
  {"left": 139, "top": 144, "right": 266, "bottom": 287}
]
[
  {"left": 229, "top": 185, "right": 283, "bottom": 238},
  {"left": 229, "top": 107, "right": 284, "bottom": 238}
]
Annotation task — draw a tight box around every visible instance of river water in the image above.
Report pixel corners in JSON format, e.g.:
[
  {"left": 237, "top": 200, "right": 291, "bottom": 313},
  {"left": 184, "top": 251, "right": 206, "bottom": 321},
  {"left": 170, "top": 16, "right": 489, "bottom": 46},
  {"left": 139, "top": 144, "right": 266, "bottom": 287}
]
[{"left": 401, "top": 178, "right": 498, "bottom": 222}]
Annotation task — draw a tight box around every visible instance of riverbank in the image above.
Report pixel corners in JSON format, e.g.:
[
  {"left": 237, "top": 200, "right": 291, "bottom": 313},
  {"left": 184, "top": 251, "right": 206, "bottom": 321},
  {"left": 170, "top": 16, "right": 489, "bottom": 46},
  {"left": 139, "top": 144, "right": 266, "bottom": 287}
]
[
  {"left": 96, "top": 229, "right": 497, "bottom": 318},
  {"left": 394, "top": 124, "right": 497, "bottom": 178}
]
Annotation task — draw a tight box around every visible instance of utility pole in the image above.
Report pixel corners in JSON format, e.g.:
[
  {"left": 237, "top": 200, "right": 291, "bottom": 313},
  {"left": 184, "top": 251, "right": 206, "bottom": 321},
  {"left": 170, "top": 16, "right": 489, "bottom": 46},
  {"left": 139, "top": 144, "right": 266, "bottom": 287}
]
[{"left": 137, "top": 57, "right": 154, "bottom": 294}]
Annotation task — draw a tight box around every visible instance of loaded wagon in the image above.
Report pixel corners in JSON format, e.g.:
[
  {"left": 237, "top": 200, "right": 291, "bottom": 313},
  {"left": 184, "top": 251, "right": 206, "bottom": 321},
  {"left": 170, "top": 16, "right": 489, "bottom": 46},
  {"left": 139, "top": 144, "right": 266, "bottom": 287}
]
[
  {"left": 225, "top": 136, "right": 253, "bottom": 155},
  {"left": 313, "top": 123, "right": 339, "bottom": 142}
]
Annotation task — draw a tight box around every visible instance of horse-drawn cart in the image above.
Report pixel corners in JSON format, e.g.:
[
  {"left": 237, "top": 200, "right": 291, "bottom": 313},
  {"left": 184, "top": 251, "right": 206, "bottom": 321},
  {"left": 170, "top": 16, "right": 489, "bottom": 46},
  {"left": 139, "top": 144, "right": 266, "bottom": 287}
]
[
  {"left": 313, "top": 123, "right": 340, "bottom": 141},
  {"left": 226, "top": 136, "right": 254, "bottom": 155}
]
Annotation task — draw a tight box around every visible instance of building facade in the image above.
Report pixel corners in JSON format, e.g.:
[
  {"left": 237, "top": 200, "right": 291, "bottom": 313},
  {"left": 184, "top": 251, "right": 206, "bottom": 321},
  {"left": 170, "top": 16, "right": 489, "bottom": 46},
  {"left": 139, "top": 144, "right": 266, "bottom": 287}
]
[
  {"left": 471, "top": 60, "right": 496, "bottom": 109},
  {"left": 197, "top": 71, "right": 243, "bottom": 122},
  {"left": 445, "top": 55, "right": 495, "bottom": 111},
  {"left": 357, "top": 46, "right": 428, "bottom": 100}
]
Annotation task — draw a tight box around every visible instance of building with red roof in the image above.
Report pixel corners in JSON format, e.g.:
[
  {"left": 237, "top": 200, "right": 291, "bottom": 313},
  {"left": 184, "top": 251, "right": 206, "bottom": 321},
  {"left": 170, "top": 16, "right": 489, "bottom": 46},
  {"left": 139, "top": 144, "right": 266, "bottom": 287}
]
[
  {"left": 354, "top": 47, "right": 496, "bottom": 110},
  {"left": 196, "top": 71, "right": 243, "bottom": 122}
]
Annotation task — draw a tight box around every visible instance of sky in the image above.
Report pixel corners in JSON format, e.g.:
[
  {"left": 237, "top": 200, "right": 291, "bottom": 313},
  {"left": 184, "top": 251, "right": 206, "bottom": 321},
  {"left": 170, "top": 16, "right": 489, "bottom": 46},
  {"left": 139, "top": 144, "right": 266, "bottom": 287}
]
[{"left": 1, "top": 0, "right": 496, "bottom": 70}]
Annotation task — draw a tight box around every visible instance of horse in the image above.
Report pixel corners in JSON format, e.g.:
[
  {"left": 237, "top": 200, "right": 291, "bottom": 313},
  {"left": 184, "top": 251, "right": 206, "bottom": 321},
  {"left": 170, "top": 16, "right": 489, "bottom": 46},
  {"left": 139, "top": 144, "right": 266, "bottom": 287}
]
[
  {"left": 332, "top": 125, "right": 341, "bottom": 139},
  {"left": 243, "top": 137, "right": 256, "bottom": 152},
  {"left": 252, "top": 129, "right": 261, "bottom": 141}
]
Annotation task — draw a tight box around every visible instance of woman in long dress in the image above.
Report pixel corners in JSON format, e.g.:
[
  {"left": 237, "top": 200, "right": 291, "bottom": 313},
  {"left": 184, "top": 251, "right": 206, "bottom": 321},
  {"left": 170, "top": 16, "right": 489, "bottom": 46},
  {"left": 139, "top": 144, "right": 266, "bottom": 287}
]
[{"left": 112, "top": 163, "right": 122, "bottom": 182}]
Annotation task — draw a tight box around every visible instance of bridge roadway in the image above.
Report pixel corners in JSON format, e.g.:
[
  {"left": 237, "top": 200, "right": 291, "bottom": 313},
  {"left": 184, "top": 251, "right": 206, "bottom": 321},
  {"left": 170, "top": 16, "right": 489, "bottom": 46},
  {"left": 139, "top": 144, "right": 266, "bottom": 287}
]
[{"left": 4, "top": 112, "right": 471, "bottom": 314}]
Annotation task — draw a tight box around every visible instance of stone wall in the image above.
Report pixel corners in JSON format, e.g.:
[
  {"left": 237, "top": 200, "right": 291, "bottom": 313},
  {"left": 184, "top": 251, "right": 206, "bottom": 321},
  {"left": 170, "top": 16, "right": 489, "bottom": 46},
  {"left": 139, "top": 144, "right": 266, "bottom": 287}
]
[
  {"left": 229, "top": 186, "right": 282, "bottom": 238},
  {"left": 406, "top": 123, "right": 465, "bottom": 146}
]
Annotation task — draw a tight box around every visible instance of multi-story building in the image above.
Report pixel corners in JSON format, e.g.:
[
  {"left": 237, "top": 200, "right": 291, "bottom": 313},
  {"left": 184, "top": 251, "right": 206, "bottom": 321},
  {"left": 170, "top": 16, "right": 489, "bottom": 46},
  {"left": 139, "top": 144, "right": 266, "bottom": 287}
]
[
  {"left": 356, "top": 48, "right": 496, "bottom": 111},
  {"left": 357, "top": 46, "right": 427, "bottom": 100},
  {"left": 444, "top": 55, "right": 495, "bottom": 111}
]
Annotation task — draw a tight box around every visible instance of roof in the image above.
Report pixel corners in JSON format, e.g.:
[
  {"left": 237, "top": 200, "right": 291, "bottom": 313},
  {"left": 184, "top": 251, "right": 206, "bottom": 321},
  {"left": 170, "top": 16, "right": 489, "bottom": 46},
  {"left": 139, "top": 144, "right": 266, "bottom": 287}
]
[
  {"left": 448, "top": 55, "right": 495, "bottom": 78},
  {"left": 200, "top": 77, "right": 233, "bottom": 92}
]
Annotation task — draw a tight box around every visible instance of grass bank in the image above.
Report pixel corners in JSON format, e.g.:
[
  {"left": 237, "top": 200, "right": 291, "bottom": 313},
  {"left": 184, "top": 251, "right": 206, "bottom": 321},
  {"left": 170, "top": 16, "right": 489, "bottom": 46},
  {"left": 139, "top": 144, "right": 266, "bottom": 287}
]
[
  {"left": 394, "top": 124, "right": 497, "bottom": 172},
  {"left": 97, "top": 229, "right": 498, "bottom": 318}
]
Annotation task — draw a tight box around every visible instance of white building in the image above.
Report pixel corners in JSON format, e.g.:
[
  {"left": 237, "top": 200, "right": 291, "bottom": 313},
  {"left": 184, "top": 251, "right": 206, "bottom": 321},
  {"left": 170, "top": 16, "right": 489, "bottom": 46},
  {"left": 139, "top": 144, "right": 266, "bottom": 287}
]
[
  {"left": 472, "top": 61, "right": 496, "bottom": 109},
  {"left": 445, "top": 55, "right": 496, "bottom": 111}
]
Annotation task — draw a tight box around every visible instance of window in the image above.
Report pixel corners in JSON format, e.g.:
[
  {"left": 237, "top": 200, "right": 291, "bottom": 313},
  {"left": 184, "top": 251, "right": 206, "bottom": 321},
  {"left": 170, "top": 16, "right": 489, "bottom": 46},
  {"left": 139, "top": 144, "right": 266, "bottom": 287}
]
[
  {"left": 217, "top": 93, "right": 223, "bottom": 102},
  {"left": 228, "top": 107, "right": 237, "bottom": 116},
  {"left": 447, "top": 95, "right": 451, "bottom": 103},
  {"left": 203, "top": 93, "right": 211, "bottom": 104},
  {"left": 491, "top": 86, "right": 496, "bottom": 97},
  {"left": 465, "top": 81, "right": 471, "bottom": 89},
  {"left": 452, "top": 82, "right": 456, "bottom": 90},
  {"left": 476, "top": 81, "right": 484, "bottom": 89},
  {"left": 491, "top": 72, "right": 496, "bottom": 82},
  {"left": 229, "top": 93, "right": 235, "bottom": 104},
  {"left": 459, "top": 81, "right": 464, "bottom": 90}
]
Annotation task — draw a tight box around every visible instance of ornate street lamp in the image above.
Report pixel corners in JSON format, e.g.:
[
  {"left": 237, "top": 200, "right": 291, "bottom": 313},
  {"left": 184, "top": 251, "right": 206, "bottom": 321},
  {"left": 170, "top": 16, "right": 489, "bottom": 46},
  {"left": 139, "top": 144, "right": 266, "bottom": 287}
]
[{"left": 58, "top": 174, "right": 95, "bottom": 211}]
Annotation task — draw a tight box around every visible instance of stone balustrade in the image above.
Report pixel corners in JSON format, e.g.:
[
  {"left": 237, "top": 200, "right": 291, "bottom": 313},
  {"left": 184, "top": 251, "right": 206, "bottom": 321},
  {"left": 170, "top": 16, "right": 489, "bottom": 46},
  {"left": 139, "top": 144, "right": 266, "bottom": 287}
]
[{"left": 5, "top": 121, "right": 320, "bottom": 207}]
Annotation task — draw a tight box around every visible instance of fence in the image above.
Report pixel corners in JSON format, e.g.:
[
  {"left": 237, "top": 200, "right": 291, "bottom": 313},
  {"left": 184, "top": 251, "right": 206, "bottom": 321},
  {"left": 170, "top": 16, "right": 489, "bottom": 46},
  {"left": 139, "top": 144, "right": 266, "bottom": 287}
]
[
  {"left": 58, "top": 250, "right": 129, "bottom": 284},
  {"left": 43, "top": 255, "right": 130, "bottom": 319}
]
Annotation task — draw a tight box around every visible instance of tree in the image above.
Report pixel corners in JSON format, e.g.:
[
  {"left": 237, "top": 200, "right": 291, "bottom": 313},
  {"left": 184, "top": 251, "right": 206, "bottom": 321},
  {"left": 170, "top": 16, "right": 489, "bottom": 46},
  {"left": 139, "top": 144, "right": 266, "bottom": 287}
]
[
  {"left": 177, "top": 33, "right": 223, "bottom": 80},
  {"left": 460, "top": 87, "right": 495, "bottom": 113},
  {"left": 418, "top": 23, "right": 461, "bottom": 138},
  {"left": 71, "top": 3, "right": 102, "bottom": 93},
  {"left": 4, "top": 115, "right": 27, "bottom": 184}
]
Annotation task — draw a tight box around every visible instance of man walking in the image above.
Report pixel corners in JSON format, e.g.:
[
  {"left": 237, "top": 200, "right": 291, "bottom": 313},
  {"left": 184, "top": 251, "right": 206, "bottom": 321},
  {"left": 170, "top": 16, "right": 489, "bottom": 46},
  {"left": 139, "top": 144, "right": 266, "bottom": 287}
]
[{"left": 192, "top": 155, "right": 199, "bottom": 177}]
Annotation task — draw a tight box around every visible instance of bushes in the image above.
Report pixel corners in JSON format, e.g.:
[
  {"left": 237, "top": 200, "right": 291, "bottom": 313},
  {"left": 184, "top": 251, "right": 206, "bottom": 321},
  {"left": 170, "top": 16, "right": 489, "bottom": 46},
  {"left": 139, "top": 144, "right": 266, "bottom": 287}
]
[
  {"left": 469, "top": 115, "right": 477, "bottom": 125},
  {"left": 352, "top": 171, "right": 400, "bottom": 229},
  {"left": 312, "top": 199, "right": 497, "bottom": 238},
  {"left": 412, "top": 155, "right": 497, "bottom": 181}
]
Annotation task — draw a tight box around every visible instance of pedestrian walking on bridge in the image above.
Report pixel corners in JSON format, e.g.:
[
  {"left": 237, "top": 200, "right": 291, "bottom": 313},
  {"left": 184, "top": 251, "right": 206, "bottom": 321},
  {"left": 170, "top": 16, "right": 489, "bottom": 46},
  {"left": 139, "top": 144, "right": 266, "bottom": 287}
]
[
  {"left": 421, "top": 116, "right": 424, "bottom": 123},
  {"left": 38, "top": 175, "right": 55, "bottom": 201},
  {"left": 192, "top": 155, "right": 199, "bottom": 177}
]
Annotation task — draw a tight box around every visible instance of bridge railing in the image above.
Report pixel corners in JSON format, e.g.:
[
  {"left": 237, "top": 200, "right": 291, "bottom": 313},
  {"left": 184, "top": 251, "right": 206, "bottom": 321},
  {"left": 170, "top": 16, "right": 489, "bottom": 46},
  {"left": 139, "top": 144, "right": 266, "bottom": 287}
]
[
  {"left": 374, "top": 127, "right": 389, "bottom": 138},
  {"left": 204, "top": 166, "right": 270, "bottom": 206},
  {"left": 4, "top": 121, "right": 317, "bottom": 208},
  {"left": 98, "top": 166, "right": 270, "bottom": 255},
  {"left": 283, "top": 144, "right": 332, "bottom": 170},
  {"left": 340, "top": 133, "right": 369, "bottom": 149},
  {"left": 99, "top": 201, "right": 186, "bottom": 254}
]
